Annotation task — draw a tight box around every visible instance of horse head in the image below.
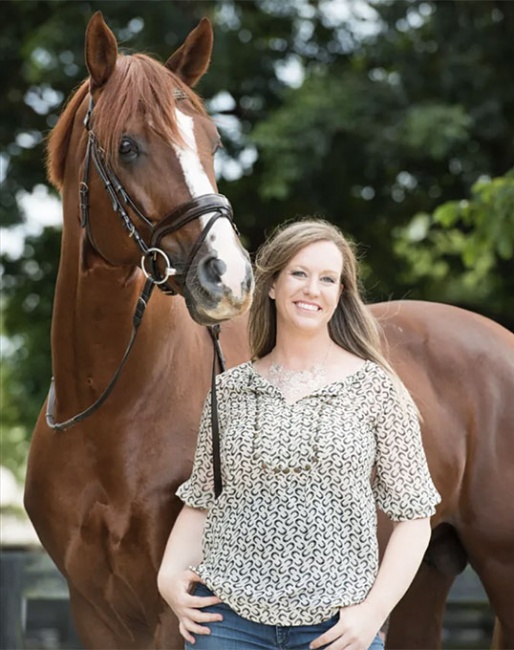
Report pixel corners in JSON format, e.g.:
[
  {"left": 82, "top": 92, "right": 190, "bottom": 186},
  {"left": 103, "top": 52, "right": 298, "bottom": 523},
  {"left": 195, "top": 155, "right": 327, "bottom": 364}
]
[{"left": 48, "top": 12, "right": 253, "bottom": 325}]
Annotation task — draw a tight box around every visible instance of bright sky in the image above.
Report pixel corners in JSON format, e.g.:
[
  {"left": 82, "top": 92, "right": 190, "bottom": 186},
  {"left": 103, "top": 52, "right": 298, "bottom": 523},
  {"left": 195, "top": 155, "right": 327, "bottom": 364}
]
[{"left": 1, "top": 186, "right": 62, "bottom": 258}]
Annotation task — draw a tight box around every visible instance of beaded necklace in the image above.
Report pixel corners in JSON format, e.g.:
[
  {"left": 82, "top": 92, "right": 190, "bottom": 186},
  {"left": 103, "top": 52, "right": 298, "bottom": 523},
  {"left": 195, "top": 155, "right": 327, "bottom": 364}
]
[
  {"left": 267, "top": 343, "right": 332, "bottom": 404},
  {"left": 267, "top": 362, "right": 327, "bottom": 404}
]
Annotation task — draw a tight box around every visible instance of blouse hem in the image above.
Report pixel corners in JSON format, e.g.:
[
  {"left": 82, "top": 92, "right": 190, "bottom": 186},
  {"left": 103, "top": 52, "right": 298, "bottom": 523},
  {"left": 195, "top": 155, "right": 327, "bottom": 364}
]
[{"left": 198, "top": 567, "right": 371, "bottom": 626}]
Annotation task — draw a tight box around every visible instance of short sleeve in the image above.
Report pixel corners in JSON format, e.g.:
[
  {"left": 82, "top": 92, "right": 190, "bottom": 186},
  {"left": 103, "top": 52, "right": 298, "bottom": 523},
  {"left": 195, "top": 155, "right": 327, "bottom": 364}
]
[
  {"left": 176, "top": 391, "right": 215, "bottom": 510},
  {"left": 372, "top": 373, "right": 441, "bottom": 521}
]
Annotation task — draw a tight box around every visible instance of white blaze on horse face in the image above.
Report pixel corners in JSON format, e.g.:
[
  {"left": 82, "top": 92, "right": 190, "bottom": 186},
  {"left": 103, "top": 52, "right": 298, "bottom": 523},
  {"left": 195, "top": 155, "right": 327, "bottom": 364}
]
[{"left": 172, "top": 108, "right": 249, "bottom": 300}]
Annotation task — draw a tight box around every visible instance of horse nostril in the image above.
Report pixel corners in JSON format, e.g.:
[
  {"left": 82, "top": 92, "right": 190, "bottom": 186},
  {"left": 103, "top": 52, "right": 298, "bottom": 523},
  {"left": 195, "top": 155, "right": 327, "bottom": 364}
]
[
  {"left": 203, "top": 256, "right": 226, "bottom": 284},
  {"left": 244, "top": 273, "right": 253, "bottom": 292}
]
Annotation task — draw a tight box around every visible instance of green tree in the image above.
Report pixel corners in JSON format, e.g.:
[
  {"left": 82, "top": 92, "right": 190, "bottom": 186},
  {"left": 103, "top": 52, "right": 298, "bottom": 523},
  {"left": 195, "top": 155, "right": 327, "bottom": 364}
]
[
  {"left": 394, "top": 170, "right": 514, "bottom": 319},
  {"left": 242, "top": 0, "right": 514, "bottom": 321}
]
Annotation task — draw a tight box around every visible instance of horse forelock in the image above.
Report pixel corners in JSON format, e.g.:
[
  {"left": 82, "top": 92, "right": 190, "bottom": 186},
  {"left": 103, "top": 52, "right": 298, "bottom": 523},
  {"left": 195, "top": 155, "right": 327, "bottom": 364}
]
[
  {"left": 93, "top": 53, "right": 207, "bottom": 168},
  {"left": 46, "top": 52, "right": 207, "bottom": 190}
]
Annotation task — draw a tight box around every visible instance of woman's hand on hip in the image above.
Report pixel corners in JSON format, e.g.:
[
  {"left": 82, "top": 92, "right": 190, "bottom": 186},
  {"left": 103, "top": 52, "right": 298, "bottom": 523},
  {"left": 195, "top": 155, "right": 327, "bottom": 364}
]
[
  {"left": 309, "top": 601, "right": 382, "bottom": 650},
  {"left": 158, "top": 568, "right": 223, "bottom": 644}
]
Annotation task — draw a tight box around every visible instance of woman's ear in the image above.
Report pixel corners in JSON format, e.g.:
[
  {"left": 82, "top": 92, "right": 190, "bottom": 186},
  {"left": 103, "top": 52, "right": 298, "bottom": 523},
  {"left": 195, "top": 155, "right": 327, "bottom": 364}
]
[
  {"left": 339, "top": 283, "right": 344, "bottom": 299},
  {"left": 269, "top": 284, "right": 276, "bottom": 300}
]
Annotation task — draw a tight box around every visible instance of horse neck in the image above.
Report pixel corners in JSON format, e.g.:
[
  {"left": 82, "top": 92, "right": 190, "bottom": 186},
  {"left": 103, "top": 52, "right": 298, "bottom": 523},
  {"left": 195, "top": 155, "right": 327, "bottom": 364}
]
[{"left": 50, "top": 212, "right": 205, "bottom": 421}]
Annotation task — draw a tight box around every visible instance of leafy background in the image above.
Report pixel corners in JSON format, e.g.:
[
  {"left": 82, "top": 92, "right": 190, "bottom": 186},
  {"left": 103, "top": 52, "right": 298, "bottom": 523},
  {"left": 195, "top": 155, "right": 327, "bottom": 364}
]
[{"left": 2, "top": 0, "right": 514, "bottom": 478}]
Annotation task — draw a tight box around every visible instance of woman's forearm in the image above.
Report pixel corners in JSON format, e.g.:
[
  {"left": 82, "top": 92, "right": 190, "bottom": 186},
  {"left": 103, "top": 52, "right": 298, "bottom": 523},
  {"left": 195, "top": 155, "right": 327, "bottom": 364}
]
[
  {"left": 157, "top": 504, "right": 207, "bottom": 588},
  {"left": 364, "top": 517, "right": 432, "bottom": 623},
  {"left": 157, "top": 505, "right": 220, "bottom": 642}
]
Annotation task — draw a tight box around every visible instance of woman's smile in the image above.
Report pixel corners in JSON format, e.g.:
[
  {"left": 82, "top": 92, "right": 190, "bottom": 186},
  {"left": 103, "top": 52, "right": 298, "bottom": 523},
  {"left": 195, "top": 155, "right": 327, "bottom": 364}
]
[{"left": 294, "top": 300, "right": 322, "bottom": 313}]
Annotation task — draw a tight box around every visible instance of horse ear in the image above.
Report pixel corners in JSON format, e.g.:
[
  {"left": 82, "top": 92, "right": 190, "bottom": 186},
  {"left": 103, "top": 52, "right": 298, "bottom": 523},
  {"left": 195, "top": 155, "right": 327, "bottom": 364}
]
[
  {"left": 165, "top": 17, "right": 213, "bottom": 87},
  {"left": 85, "top": 11, "right": 118, "bottom": 89}
]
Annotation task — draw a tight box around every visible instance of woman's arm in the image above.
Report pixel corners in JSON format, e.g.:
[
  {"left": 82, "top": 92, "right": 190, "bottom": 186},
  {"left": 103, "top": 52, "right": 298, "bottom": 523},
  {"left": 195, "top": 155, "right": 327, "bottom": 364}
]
[
  {"left": 158, "top": 504, "right": 207, "bottom": 580},
  {"left": 158, "top": 505, "right": 223, "bottom": 644},
  {"left": 311, "top": 517, "right": 431, "bottom": 650}
]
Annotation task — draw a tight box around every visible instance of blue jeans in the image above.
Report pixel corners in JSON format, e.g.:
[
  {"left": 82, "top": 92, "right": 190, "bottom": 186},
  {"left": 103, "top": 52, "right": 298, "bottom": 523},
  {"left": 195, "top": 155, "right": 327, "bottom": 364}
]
[{"left": 185, "top": 584, "right": 384, "bottom": 650}]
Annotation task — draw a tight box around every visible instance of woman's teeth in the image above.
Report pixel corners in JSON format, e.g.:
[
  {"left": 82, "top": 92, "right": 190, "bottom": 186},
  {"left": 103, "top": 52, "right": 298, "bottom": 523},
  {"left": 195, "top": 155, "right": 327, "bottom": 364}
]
[{"left": 295, "top": 302, "right": 319, "bottom": 312}]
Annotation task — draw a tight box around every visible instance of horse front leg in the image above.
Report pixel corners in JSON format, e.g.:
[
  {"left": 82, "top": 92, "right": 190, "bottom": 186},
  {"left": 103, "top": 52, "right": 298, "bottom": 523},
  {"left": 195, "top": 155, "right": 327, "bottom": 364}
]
[
  {"left": 154, "top": 606, "right": 183, "bottom": 650},
  {"left": 68, "top": 585, "right": 155, "bottom": 650}
]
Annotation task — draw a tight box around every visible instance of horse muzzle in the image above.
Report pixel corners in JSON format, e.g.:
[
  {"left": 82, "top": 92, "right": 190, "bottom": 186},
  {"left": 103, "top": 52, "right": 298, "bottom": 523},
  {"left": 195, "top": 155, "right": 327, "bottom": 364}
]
[{"left": 184, "top": 251, "right": 254, "bottom": 324}]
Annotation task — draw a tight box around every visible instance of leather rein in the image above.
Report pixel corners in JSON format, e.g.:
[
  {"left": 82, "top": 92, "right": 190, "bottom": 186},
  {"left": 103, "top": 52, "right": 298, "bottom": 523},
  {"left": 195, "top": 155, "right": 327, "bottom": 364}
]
[{"left": 46, "top": 87, "right": 233, "bottom": 497}]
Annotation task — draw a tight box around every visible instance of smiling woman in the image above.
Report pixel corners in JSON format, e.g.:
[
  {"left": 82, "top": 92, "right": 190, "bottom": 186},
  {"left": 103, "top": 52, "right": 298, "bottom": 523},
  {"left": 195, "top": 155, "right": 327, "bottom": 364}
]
[{"left": 157, "top": 218, "right": 441, "bottom": 650}]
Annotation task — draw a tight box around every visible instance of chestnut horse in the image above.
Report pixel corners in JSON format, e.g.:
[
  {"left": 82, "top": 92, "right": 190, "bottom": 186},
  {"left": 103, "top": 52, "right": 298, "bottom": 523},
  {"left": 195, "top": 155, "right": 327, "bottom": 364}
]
[
  {"left": 24, "top": 13, "right": 253, "bottom": 650},
  {"left": 24, "top": 12, "right": 514, "bottom": 650}
]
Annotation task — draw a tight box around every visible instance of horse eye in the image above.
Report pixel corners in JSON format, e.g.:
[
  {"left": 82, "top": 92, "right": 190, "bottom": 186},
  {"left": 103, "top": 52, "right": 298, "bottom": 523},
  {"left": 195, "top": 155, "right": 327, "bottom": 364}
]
[
  {"left": 212, "top": 139, "right": 223, "bottom": 155},
  {"left": 119, "top": 137, "right": 138, "bottom": 159}
]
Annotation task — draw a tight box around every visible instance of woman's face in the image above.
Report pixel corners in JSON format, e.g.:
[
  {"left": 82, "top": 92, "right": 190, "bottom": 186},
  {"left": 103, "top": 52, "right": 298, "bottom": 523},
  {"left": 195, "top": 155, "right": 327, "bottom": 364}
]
[{"left": 269, "top": 240, "right": 343, "bottom": 336}]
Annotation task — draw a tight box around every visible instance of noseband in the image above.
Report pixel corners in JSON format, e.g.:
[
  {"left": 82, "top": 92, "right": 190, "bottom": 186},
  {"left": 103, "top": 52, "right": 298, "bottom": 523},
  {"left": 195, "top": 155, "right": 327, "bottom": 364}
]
[{"left": 80, "top": 92, "right": 238, "bottom": 295}]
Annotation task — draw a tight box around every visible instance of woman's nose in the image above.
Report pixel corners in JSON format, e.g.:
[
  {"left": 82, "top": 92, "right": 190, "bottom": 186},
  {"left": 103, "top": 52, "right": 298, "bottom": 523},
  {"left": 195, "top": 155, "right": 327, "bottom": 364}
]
[{"left": 304, "top": 277, "right": 320, "bottom": 296}]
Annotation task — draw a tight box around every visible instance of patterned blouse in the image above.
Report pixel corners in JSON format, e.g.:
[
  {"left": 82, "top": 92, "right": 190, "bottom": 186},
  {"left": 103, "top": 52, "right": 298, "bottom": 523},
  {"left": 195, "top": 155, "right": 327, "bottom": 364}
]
[{"left": 176, "top": 360, "right": 441, "bottom": 626}]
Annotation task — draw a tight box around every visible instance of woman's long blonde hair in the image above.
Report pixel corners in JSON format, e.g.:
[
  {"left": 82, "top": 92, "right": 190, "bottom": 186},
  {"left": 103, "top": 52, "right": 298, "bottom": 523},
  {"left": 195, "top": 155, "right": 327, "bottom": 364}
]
[{"left": 249, "top": 219, "right": 412, "bottom": 404}]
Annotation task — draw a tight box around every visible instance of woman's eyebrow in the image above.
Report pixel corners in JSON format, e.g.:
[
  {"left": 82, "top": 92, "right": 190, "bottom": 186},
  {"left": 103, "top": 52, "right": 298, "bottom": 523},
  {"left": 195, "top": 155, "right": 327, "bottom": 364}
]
[{"left": 291, "top": 264, "right": 340, "bottom": 275}]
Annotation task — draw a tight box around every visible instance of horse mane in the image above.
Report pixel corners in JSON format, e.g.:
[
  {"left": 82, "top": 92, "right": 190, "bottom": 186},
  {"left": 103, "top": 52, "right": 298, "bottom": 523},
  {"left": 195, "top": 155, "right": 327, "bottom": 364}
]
[
  {"left": 47, "top": 81, "right": 89, "bottom": 190},
  {"left": 47, "top": 52, "right": 207, "bottom": 191}
]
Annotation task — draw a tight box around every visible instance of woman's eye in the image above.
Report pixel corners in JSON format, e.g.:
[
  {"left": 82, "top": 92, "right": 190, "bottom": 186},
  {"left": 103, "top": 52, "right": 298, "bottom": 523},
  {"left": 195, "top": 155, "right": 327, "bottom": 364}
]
[
  {"left": 119, "top": 137, "right": 138, "bottom": 159},
  {"left": 291, "top": 270, "right": 306, "bottom": 277},
  {"left": 321, "top": 276, "right": 337, "bottom": 284}
]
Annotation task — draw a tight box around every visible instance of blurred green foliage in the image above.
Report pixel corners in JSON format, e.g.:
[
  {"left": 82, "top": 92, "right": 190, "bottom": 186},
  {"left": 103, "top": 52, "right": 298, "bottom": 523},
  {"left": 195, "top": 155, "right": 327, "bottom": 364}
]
[
  {"left": 1, "top": 0, "right": 514, "bottom": 476},
  {"left": 1, "top": 228, "right": 59, "bottom": 478},
  {"left": 395, "top": 170, "right": 514, "bottom": 315}
]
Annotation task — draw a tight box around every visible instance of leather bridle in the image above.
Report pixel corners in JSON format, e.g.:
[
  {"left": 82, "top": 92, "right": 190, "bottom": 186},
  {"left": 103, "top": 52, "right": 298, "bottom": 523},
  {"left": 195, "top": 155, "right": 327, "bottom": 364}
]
[
  {"left": 46, "top": 86, "right": 234, "bottom": 497},
  {"left": 79, "top": 92, "right": 238, "bottom": 296}
]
